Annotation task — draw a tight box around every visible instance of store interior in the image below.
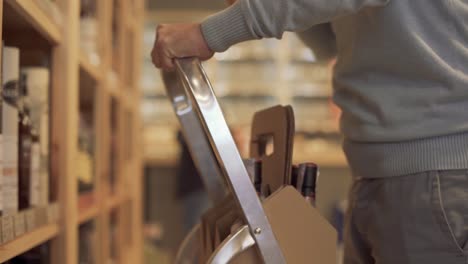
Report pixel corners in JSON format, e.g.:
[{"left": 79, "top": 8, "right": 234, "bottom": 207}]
[{"left": 0, "top": 0, "right": 350, "bottom": 263}]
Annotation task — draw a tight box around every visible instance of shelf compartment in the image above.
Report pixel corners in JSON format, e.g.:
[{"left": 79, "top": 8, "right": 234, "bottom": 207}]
[
  {"left": 78, "top": 72, "right": 97, "bottom": 196},
  {"left": 0, "top": 223, "right": 59, "bottom": 263},
  {"left": 3, "top": 0, "right": 62, "bottom": 44}
]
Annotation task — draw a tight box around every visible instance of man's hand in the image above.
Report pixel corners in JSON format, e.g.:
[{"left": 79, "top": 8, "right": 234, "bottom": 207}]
[{"left": 151, "top": 23, "right": 214, "bottom": 71}]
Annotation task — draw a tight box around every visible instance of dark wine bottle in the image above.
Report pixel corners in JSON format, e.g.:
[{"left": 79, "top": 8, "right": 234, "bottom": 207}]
[
  {"left": 253, "top": 159, "right": 263, "bottom": 198},
  {"left": 18, "top": 75, "right": 33, "bottom": 210},
  {"left": 290, "top": 164, "right": 299, "bottom": 187},
  {"left": 298, "top": 163, "right": 319, "bottom": 207}
]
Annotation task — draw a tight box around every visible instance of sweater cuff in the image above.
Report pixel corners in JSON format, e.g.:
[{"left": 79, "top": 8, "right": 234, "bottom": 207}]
[{"left": 201, "top": 1, "right": 258, "bottom": 52}]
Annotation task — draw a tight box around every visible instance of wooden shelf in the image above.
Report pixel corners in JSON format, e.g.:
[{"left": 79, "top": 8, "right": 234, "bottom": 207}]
[
  {"left": 0, "top": 223, "right": 60, "bottom": 263},
  {"left": 78, "top": 204, "right": 99, "bottom": 225},
  {"left": 79, "top": 53, "right": 102, "bottom": 82},
  {"left": 78, "top": 192, "right": 97, "bottom": 224},
  {"left": 4, "top": 0, "right": 62, "bottom": 44}
]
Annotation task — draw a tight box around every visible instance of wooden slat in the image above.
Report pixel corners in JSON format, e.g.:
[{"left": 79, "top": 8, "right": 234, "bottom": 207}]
[
  {"left": 50, "top": 0, "right": 80, "bottom": 263},
  {"left": 0, "top": 223, "right": 60, "bottom": 263},
  {"left": 4, "top": 0, "right": 61, "bottom": 44},
  {"left": 131, "top": 112, "right": 144, "bottom": 264},
  {"left": 131, "top": 2, "right": 144, "bottom": 260},
  {"left": 96, "top": 86, "right": 110, "bottom": 264}
]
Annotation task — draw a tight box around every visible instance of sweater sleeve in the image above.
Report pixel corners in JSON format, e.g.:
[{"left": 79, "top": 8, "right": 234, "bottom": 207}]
[{"left": 201, "top": 0, "right": 389, "bottom": 52}]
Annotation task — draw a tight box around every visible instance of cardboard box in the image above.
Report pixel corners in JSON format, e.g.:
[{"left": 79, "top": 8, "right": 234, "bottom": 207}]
[{"left": 222, "top": 186, "right": 337, "bottom": 263}]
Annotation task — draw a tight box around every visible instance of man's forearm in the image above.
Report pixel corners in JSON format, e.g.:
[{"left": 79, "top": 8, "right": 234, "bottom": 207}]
[{"left": 201, "top": 0, "right": 389, "bottom": 52}]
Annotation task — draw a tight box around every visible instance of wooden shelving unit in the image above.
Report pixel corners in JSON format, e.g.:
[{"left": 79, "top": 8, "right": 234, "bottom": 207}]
[{"left": 1, "top": 0, "right": 144, "bottom": 263}]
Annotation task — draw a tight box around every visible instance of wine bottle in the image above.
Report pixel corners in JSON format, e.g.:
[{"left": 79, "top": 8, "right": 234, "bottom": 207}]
[
  {"left": 254, "top": 159, "right": 262, "bottom": 195},
  {"left": 297, "top": 163, "right": 319, "bottom": 207},
  {"left": 18, "top": 75, "right": 36, "bottom": 210}
]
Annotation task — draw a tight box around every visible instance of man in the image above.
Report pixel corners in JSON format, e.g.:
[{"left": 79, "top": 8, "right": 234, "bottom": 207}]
[{"left": 151, "top": 0, "right": 468, "bottom": 263}]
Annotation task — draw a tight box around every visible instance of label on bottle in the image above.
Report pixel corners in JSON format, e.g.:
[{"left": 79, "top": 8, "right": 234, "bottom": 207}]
[
  {"left": 46, "top": 205, "right": 55, "bottom": 223},
  {"left": 13, "top": 212, "right": 25, "bottom": 237},
  {"left": 2, "top": 103, "right": 19, "bottom": 214},
  {"left": 3, "top": 136, "right": 18, "bottom": 214},
  {"left": 39, "top": 170, "right": 49, "bottom": 206},
  {"left": 25, "top": 209, "right": 36, "bottom": 232},
  {"left": 30, "top": 142, "right": 41, "bottom": 207},
  {"left": 2, "top": 215, "right": 14, "bottom": 242},
  {"left": 47, "top": 203, "right": 59, "bottom": 223},
  {"left": 35, "top": 207, "right": 47, "bottom": 227}
]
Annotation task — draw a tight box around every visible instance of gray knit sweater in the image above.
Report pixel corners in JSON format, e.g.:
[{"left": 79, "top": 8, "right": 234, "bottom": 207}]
[{"left": 201, "top": 0, "right": 468, "bottom": 178}]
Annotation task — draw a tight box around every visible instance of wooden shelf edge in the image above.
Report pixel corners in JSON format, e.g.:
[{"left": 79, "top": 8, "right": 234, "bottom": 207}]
[
  {"left": 5, "top": 0, "right": 62, "bottom": 44},
  {"left": 80, "top": 53, "right": 102, "bottom": 82},
  {"left": 106, "top": 194, "right": 125, "bottom": 211},
  {"left": 78, "top": 204, "right": 99, "bottom": 225},
  {"left": 0, "top": 223, "right": 60, "bottom": 262},
  {"left": 78, "top": 192, "right": 98, "bottom": 224}
]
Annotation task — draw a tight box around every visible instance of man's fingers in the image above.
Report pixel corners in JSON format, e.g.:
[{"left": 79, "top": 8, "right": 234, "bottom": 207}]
[
  {"left": 160, "top": 51, "right": 175, "bottom": 71},
  {"left": 151, "top": 48, "right": 161, "bottom": 68},
  {"left": 151, "top": 26, "right": 161, "bottom": 67},
  {"left": 151, "top": 23, "right": 213, "bottom": 69}
]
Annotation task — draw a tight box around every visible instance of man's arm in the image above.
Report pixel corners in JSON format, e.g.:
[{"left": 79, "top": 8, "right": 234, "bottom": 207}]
[
  {"left": 202, "top": 0, "right": 389, "bottom": 52},
  {"left": 152, "top": 0, "right": 389, "bottom": 70}
]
